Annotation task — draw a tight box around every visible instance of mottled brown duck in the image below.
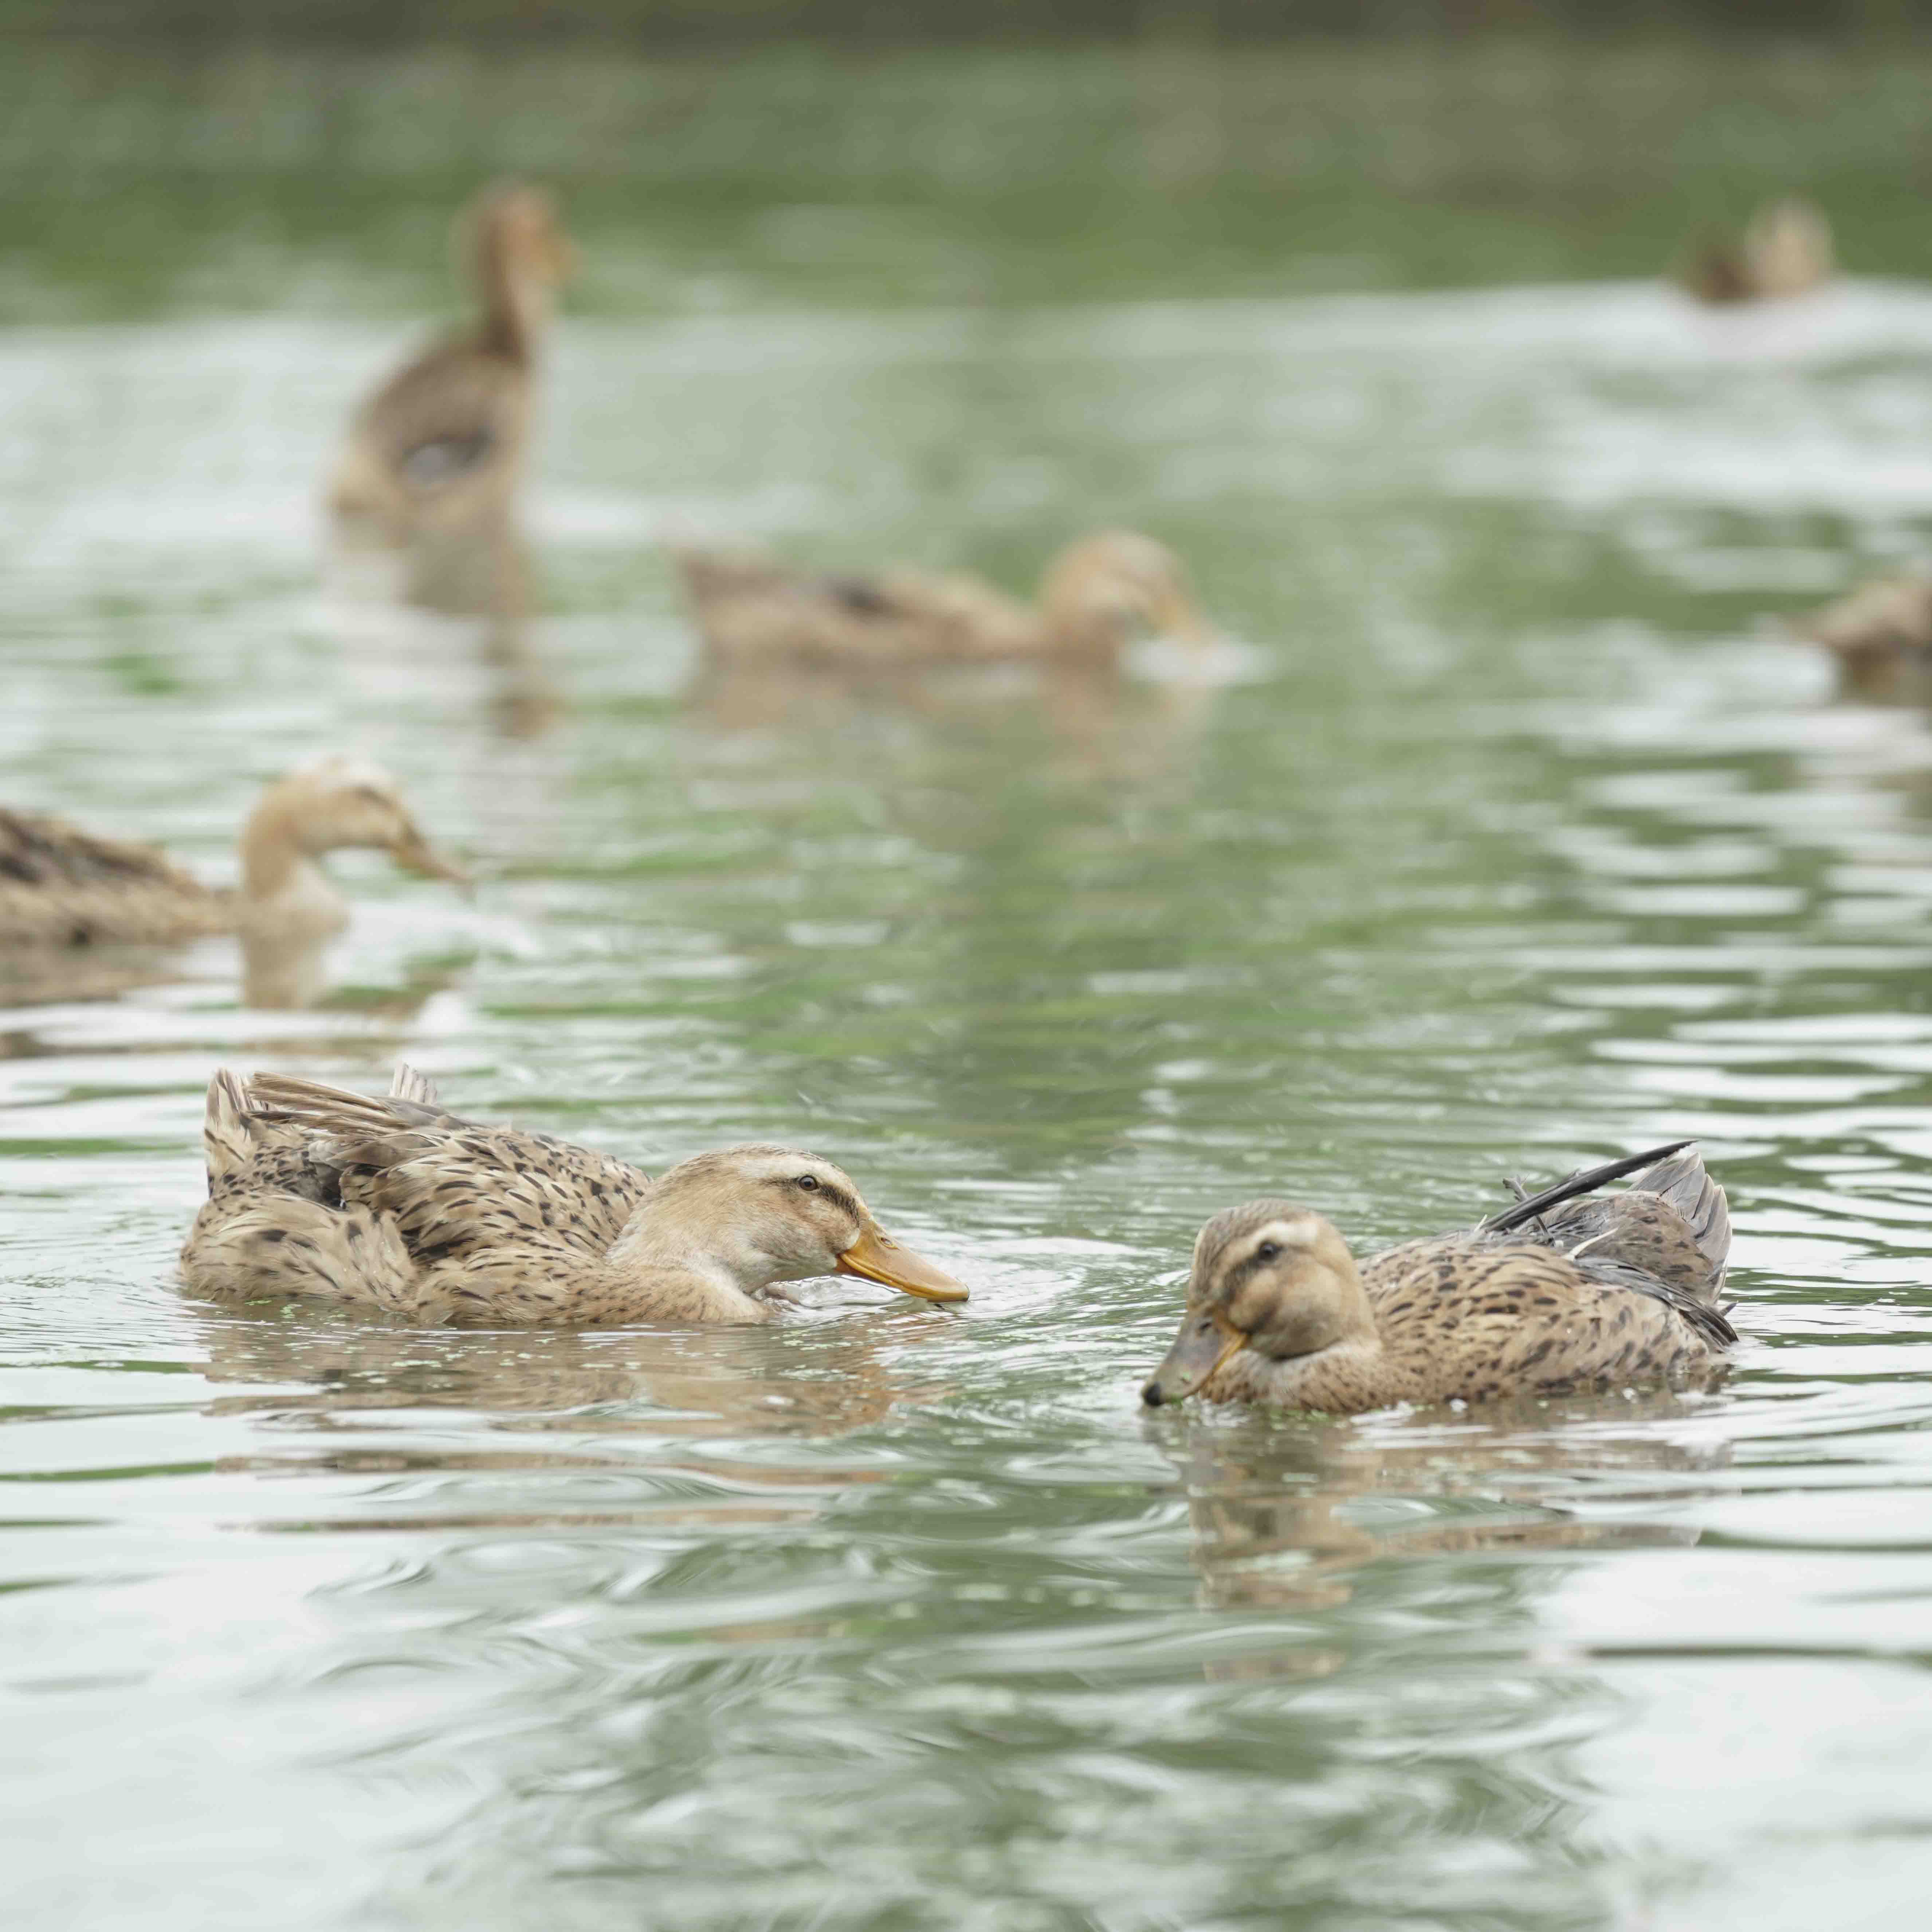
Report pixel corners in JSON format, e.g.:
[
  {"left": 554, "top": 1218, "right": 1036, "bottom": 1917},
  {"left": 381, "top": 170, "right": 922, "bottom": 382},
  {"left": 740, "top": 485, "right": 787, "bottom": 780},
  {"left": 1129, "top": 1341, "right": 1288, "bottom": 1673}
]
[
  {"left": 673, "top": 529, "right": 1210, "bottom": 673},
  {"left": 0, "top": 758, "right": 464, "bottom": 951},
  {"left": 1142, "top": 1143, "right": 1736, "bottom": 1415},
  {"left": 1675, "top": 196, "right": 1835, "bottom": 306},
  {"left": 328, "top": 184, "right": 574, "bottom": 541},
  {"left": 180, "top": 1063, "right": 970, "bottom": 1326}
]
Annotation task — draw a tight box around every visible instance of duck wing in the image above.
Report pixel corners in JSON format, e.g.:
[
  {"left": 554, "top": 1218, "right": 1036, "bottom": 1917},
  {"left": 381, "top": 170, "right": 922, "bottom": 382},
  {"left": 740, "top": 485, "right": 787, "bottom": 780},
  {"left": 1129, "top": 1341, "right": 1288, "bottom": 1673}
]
[
  {"left": 1480, "top": 1140, "right": 1731, "bottom": 1303},
  {"left": 243, "top": 1069, "right": 653, "bottom": 1266},
  {"left": 1362, "top": 1234, "right": 1737, "bottom": 1402},
  {"left": 0, "top": 805, "right": 226, "bottom": 945},
  {"left": 672, "top": 545, "right": 1042, "bottom": 667},
  {"left": 356, "top": 335, "right": 527, "bottom": 493}
]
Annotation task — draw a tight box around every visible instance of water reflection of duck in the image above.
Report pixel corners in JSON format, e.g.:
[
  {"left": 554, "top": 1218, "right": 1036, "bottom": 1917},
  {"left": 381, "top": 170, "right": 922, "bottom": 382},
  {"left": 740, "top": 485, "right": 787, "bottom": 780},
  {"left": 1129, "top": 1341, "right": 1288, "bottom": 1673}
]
[
  {"left": 1144, "top": 1144, "right": 1736, "bottom": 1414},
  {"left": 192, "top": 1315, "right": 934, "bottom": 1536},
  {"left": 673, "top": 529, "right": 1212, "bottom": 674},
  {"left": 181, "top": 1062, "right": 970, "bottom": 1326},
  {"left": 1168, "top": 1402, "right": 1718, "bottom": 1621},
  {"left": 0, "top": 758, "right": 465, "bottom": 956},
  {"left": 1674, "top": 196, "right": 1835, "bottom": 305},
  {"left": 327, "top": 184, "right": 574, "bottom": 545}
]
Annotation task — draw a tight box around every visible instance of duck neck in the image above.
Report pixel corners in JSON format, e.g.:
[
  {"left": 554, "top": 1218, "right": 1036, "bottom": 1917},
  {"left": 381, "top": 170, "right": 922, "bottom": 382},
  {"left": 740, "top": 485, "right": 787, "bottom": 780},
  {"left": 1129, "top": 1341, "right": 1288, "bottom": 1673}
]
[
  {"left": 607, "top": 1201, "right": 771, "bottom": 1319},
  {"left": 237, "top": 792, "right": 345, "bottom": 928},
  {"left": 1037, "top": 555, "right": 1126, "bottom": 661},
  {"left": 476, "top": 237, "right": 550, "bottom": 364},
  {"left": 1212, "top": 1258, "right": 1387, "bottom": 1409}
]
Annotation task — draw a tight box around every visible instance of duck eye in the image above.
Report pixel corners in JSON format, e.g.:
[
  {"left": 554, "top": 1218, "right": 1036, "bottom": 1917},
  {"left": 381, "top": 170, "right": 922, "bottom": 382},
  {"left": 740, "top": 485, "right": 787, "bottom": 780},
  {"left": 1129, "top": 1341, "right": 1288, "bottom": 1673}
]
[
  {"left": 794, "top": 1174, "right": 819, "bottom": 1191},
  {"left": 1255, "top": 1241, "right": 1282, "bottom": 1264}
]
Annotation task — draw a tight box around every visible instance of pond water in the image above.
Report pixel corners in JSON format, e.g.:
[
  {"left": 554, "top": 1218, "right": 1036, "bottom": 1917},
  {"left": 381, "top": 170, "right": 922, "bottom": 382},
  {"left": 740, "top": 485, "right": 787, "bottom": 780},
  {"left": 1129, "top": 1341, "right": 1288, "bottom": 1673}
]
[{"left": 7, "top": 42, "right": 1932, "bottom": 1932}]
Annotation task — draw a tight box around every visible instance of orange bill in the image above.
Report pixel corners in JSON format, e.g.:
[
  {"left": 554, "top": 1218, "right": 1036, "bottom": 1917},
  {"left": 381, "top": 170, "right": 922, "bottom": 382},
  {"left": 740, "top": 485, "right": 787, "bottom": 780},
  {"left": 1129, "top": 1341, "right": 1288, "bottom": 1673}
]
[{"left": 836, "top": 1224, "right": 970, "bottom": 1303}]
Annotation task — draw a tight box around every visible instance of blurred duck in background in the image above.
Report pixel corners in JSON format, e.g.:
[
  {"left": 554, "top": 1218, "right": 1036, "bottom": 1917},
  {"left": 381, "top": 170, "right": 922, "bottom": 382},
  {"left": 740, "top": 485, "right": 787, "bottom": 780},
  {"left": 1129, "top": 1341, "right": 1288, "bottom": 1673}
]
[
  {"left": 1675, "top": 195, "right": 1835, "bottom": 305},
  {"left": 673, "top": 528, "right": 1213, "bottom": 675},
  {"left": 1795, "top": 572, "right": 1932, "bottom": 696},
  {"left": 327, "top": 183, "right": 575, "bottom": 545},
  {"left": 0, "top": 758, "right": 467, "bottom": 1006},
  {"left": 1141, "top": 1143, "right": 1736, "bottom": 1414}
]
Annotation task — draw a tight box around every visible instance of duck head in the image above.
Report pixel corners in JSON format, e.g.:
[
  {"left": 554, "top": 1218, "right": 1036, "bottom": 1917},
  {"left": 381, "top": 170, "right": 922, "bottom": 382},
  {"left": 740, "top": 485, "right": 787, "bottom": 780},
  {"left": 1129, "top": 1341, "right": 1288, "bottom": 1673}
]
[
  {"left": 1039, "top": 530, "right": 1211, "bottom": 661},
  {"left": 240, "top": 756, "right": 470, "bottom": 892},
  {"left": 617, "top": 1144, "right": 970, "bottom": 1305},
  {"left": 467, "top": 182, "right": 576, "bottom": 347},
  {"left": 1142, "top": 1201, "right": 1373, "bottom": 1406}
]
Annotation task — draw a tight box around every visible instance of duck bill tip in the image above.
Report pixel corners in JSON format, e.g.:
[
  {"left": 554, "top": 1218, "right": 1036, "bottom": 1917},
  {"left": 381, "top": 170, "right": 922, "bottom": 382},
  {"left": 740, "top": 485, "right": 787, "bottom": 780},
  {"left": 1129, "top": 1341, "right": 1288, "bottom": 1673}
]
[
  {"left": 1144, "top": 1317, "right": 1244, "bottom": 1407},
  {"left": 835, "top": 1226, "right": 970, "bottom": 1304}
]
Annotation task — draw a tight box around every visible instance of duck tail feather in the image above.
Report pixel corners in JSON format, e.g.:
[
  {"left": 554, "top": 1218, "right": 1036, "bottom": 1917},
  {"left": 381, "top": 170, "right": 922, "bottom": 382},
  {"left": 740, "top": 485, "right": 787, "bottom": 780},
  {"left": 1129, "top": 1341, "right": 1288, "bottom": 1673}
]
[
  {"left": 244, "top": 1073, "right": 408, "bottom": 1135},
  {"left": 1482, "top": 1140, "right": 1694, "bottom": 1234},
  {"left": 1631, "top": 1144, "right": 1732, "bottom": 1281},
  {"left": 388, "top": 1061, "right": 440, "bottom": 1107},
  {"left": 201, "top": 1067, "right": 255, "bottom": 1190}
]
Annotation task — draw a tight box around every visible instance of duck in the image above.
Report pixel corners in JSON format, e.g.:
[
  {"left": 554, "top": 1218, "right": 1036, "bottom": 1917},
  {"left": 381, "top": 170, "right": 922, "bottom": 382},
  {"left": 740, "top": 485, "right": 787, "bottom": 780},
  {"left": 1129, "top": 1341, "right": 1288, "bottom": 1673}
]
[
  {"left": 1675, "top": 196, "right": 1835, "bottom": 306},
  {"left": 1794, "top": 571, "right": 1932, "bottom": 693},
  {"left": 0, "top": 757, "right": 465, "bottom": 952},
  {"left": 672, "top": 528, "right": 1212, "bottom": 673},
  {"left": 180, "top": 1062, "right": 971, "bottom": 1327},
  {"left": 327, "top": 183, "right": 575, "bottom": 542},
  {"left": 1142, "top": 1142, "right": 1736, "bottom": 1414}
]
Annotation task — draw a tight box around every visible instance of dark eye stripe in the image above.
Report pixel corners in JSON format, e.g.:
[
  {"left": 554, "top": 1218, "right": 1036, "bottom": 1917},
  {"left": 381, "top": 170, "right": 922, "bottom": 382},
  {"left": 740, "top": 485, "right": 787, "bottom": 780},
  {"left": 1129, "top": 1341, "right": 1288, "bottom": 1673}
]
[
  {"left": 819, "top": 1184, "right": 862, "bottom": 1224},
  {"left": 770, "top": 1176, "right": 863, "bottom": 1224}
]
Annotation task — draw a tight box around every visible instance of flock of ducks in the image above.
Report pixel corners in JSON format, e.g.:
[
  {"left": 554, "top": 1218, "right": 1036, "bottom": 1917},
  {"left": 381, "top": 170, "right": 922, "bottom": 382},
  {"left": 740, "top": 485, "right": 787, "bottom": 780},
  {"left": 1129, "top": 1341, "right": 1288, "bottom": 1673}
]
[{"left": 21, "top": 178, "right": 1904, "bottom": 1420}]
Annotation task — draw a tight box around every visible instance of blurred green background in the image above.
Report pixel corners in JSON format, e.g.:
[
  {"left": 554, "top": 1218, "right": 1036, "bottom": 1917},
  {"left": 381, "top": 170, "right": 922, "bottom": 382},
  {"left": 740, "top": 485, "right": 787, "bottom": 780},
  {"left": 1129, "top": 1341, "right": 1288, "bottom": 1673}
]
[{"left": 6, "top": 14, "right": 1932, "bottom": 324}]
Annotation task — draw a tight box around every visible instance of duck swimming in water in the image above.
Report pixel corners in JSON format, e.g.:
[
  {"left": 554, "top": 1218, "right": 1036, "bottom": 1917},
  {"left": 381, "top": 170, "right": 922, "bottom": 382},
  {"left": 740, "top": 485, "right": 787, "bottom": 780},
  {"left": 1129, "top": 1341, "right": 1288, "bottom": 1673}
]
[
  {"left": 180, "top": 1063, "right": 970, "bottom": 1326},
  {"left": 673, "top": 528, "right": 1211, "bottom": 673},
  {"left": 1142, "top": 1143, "right": 1735, "bottom": 1414},
  {"left": 0, "top": 757, "right": 465, "bottom": 951},
  {"left": 1675, "top": 196, "right": 1835, "bottom": 306},
  {"left": 328, "top": 183, "right": 575, "bottom": 542}
]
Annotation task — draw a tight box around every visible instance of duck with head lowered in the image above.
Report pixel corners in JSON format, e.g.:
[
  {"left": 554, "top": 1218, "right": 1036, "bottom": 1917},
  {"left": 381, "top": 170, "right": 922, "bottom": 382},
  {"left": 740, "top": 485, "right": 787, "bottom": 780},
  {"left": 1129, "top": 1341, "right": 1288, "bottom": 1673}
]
[
  {"left": 1143, "top": 1143, "right": 1736, "bottom": 1415},
  {"left": 181, "top": 1063, "right": 971, "bottom": 1327},
  {"left": 673, "top": 528, "right": 1212, "bottom": 675}
]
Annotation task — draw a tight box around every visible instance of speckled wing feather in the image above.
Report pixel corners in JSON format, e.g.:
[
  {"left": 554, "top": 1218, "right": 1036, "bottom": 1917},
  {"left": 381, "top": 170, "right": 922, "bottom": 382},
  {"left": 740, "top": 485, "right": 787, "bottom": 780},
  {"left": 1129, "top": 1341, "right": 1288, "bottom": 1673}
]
[
  {"left": 1356, "top": 1141, "right": 1737, "bottom": 1386},
  {"left": 243, "top": 1071, "right": 654, "bottom": 1265},
  {"left": 1535, "top": 1146, "right": 1730, "bottom": 1299},
  {"left": 1363, "top": 1240, "right": 1732, "bottom": 1402},
  {"left": 1481, "top": 1142, "right": 1731, "bottom": 1299}
]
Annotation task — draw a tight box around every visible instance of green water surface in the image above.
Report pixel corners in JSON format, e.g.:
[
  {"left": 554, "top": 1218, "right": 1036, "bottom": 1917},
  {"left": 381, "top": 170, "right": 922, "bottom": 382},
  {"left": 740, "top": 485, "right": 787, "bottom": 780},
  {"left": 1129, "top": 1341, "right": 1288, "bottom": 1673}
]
[{"left": 6, "top": 38, "right": 1932, "bottom": 1932}]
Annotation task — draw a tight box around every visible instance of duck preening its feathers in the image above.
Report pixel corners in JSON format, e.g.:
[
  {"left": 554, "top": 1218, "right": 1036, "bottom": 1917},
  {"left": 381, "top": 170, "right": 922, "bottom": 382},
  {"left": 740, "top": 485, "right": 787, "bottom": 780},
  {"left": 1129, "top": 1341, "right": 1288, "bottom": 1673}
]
[
  {"left": 181, "top": 1063, "right": 970, "bottom": 1327},
  {"left": 1143, "top": 1142, "right": 1736, "bottom": 1414}
]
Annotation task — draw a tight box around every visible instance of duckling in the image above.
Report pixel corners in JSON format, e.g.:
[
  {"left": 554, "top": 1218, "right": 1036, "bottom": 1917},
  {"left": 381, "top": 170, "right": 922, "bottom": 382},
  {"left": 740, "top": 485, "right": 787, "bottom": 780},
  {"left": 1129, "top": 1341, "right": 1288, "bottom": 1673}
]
[
  {"left": 1142, "top": 1143, "right": 1735, "bottom": 1414},
  {"left": 180, "top": 1062, "right": 970, "bottom": 1326},
  {"left": 328, "top": 184, "right": 575, "bottom": 542},
  {"left": 0, "top": 757, "right": 465, "bottom": 951},
  {"left": 1675, "top": 196, "right": 1835, "bottom": 306},
  {"left": 1795, "top": 571, "right": 1932, "bottom": 694},
  {"left": 673, "top": 529, "right": 1211, "bottom": 673}
]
